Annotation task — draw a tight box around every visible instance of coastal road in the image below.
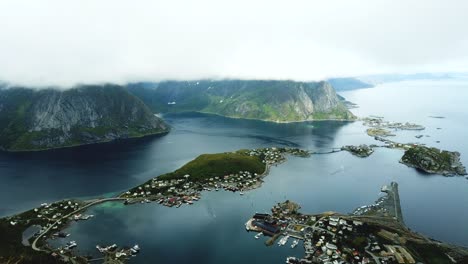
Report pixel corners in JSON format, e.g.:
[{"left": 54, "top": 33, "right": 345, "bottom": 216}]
[{"left": 31, "top": 197, "right": 126, "bottom": 252}]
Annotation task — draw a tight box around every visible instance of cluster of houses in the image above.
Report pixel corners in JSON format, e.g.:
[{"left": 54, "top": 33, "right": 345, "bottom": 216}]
[
  {"left": 9, "top": 200, "right": 84, "bottom": 236},
  {"left": 96, "top": 244, "right": 140, "bottom": 260},
  {"left": 120, "top": 170, "right": 262, "bottom": 208},
  {"left": 119, "top": 148, "right": 310, "bottom": 207},
  {"left": 363, "top": 117, "right": 425, "bottom": 131},
  {"left": 341, "top": 145, "right": 375, "bottom": 158},
  {"left": 248, "top": 147, "right": 310, "bottom": 165},
  {"left": 247, "top": 200, "right": 416, "bottom": 264}
]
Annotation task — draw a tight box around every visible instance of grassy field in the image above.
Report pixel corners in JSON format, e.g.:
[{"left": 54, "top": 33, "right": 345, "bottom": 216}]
[{"left": 158, "top": 151, "right": 266, "bottom": 182}]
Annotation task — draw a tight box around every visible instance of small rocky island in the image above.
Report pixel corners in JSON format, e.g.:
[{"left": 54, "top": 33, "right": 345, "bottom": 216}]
[
  {"left": 341, "top": 144, "right": 375, "bottom": 157},
  {"left": 366, "top": 128, "right": 396, "bottom": 137},
  {"left": 400, "top": 146, "right": 467, "bottom": 176}
]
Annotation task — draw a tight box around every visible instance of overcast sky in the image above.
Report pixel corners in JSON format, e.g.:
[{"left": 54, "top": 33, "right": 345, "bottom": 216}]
[{"left": 1, "top": 0, "right": 468, "bottom": 87}]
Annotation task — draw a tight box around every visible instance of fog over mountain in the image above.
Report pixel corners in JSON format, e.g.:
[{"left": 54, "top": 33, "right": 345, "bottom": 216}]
[{"left": 1, "top": 0, "right": 468, "bottom": 87}]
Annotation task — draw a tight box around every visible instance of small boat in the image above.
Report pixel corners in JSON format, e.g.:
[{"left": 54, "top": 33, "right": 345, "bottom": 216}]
[
  {"left": 65, "top": 241, "right": 77, "bottom": 250},
  {"left": 239, "top": 192, "right": 244, "bottom": 195},
  {"left": 291, "top": 239, "right": 299, "bottom": 248},
  {"left": 254, "top": 232, "right": 263, "bottom": 239},
  {"left": 130, "top": 244, "right": 140, "bottom": 255},
  {"left": 286, "top": 257, "right": 298, "bottom": 263},
  {"left": 278, "top": 235, "right": 289, "bottom": 246}
]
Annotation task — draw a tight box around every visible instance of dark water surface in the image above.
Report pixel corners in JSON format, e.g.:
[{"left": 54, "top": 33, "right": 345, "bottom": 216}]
[{"left": 1, "top": 79, "right": 468, "bottom": 263}]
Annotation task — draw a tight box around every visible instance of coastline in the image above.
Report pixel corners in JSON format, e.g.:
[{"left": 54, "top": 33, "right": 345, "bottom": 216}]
[
  {"left": 0, "top": 129, "right": 170, "bottom": 153},
  {"left": 171, "top": 110, "right": 357, "bottom": 124}
]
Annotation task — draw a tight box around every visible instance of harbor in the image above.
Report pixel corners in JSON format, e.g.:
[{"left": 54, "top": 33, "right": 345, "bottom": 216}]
[{"left": 242, "top": 183, "right": 462, "bottom": 264}]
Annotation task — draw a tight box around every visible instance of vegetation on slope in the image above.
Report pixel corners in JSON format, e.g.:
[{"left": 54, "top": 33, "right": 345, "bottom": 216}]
[
  {"left": 0, "top": 85, "right": 169, "bottom": 151},
  {"left": 127, "top": 80, "right": 355, "bottom": 122},
  {"left": 158, "top": 151, "right": 266, "bottom": 182},
  {"left": 400, "top": 146, "right": 467, "bottom": 176}
]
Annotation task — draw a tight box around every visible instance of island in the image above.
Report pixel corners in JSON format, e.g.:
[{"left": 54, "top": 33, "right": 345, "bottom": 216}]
[
  {"left": 400, "top": 146, "right": 467, "bottom": 176},
  {"left": 363, "top": 117, "right": 425, "bottom": 132},
  {"left": 341, "top": 145, "right": 375, "bottom": 158},
  {"left": 360, "top": 116, "right": 467, "bottom": 177},
  {"left": 245, "top": 182, "right": 468, "bottom": 264},
  {"left": 366, "top": 128, "right": 396, "bottom": 137},
  {"left": 120, "top": 147, "right": 310, "bottom": 206}
]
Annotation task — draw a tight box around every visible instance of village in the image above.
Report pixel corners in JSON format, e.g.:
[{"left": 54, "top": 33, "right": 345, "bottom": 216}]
[
  {"left": 119, "top": 147, "right": 310, "bottom": 208},
  {"left": 362, "top": 117, "right": 425, "bottom": 132},
  {"left": 245, "top": 184, "right": 421, "bottom": 264}
]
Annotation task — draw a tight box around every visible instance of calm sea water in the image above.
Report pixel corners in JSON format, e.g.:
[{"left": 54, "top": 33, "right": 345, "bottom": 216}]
[{"left": 1, "top": 79, "right": 468, "bottom": 263}]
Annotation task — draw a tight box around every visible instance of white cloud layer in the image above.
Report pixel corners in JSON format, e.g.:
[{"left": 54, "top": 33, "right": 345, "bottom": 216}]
[{"left": 1, "top": 0, "right": 468, "bottom": 87}]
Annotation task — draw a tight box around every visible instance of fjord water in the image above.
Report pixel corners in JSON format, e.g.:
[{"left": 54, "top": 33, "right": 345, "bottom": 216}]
[{"left": 1, "top": 79, "right": 468, "bottom": 263}]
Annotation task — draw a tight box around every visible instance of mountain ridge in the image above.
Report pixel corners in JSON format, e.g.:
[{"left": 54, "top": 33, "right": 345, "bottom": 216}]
[
  {"left": 127, "top": 80, "right": 355, "bottom": 122},
  {"left": 0, "top": 85, "right": 169, "bottom": 151}
]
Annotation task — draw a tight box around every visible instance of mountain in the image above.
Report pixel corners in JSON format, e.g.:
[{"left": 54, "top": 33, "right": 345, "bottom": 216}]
[
  {"left": 127, "top": 80, "right": 355, "bottom": 122},
  {"left": 0, "top": 85, "right": 169, "bottom": 151},
  {"left": 327, "top": 77, "right": 374, "bottom": 91}
]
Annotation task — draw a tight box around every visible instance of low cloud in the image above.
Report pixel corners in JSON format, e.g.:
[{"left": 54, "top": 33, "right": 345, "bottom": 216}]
[{"left": 1, "top": 0, "right": 467, "bottom": 87}]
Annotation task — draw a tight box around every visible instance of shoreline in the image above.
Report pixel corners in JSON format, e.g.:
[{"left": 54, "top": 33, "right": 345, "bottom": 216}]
[
  {"left": 0, "top": 129, "right": 170, "bottom": 153},
  {"left": 169, "top": 111, "right": 357, "bottom": 124}
]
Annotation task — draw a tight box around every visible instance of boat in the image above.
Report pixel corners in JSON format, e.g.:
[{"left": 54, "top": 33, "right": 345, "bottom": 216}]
[
  {"left": 278, "top": 235, "right": 289, "bottom": 246},
  {"left": 291, "top": 239, "right": 299, "bottom": 248},
  {"left": 239, "top": 192, "right": 244, "bottom": 195},
  {"left": 254, "top": 232, "right": 263, "bottom": 239},
  {"left": 130, "top": 244, "right": 140, "bottom": 255},
  {"left": 65, "top": 241, "right": 77, "bottom": 250},
  {"left": 53, "top": 232, "right": 70, "bottom": 238}
]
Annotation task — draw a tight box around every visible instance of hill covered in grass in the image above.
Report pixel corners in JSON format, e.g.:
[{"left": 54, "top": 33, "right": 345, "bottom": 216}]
[
  {"left": 158, "top": 151, "right": 266, "bottom": 182},
  {"left": 0, "top": 85, "right": 169, "bottom": 151},
  {"left": 127, "top": 80, "right": 355, "bottom": 122},
  {"left": 400, "top": 146, "right": 467, "bottom": 176}
]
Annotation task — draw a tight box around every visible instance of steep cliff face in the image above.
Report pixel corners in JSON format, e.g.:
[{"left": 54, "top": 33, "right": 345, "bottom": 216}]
[
  {"left": 127, "top": 80, "right": 355, "bottom": 122},
  {"left": 0, "top": 85, "right": 169, "bottom": 151}
]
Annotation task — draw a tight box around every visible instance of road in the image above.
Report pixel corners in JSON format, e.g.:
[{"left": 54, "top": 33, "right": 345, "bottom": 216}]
[
  {"left": 31, "top": 197, "right": 126, "bottom": 252},
  {"left": 365, "top": 242, "right": 382, "bottom": 264}
]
